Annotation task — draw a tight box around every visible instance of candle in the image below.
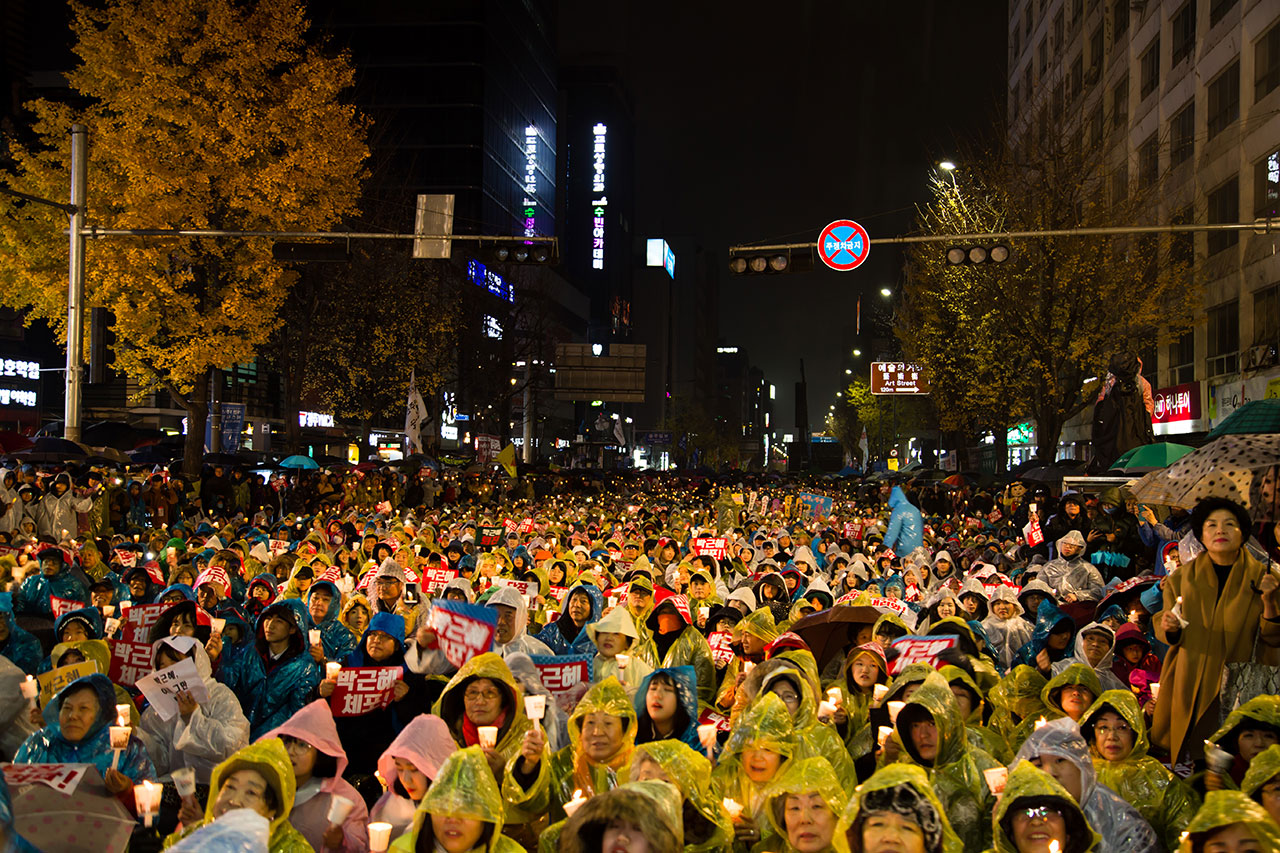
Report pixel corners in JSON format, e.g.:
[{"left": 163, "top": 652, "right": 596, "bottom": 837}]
[
  {"left": 722, "top": 797, "right": 744, "bottom": 821},
  {"left": 1048, "top": 841, "right": 1061, "bottom": 853},
  {"left": 116, "top": 704, "right": 131, "bottom": 726},
  {"left": 368, "top": 821, "right": 393, "bottom": 852},
  {"left": 477, "top": 726, "right": 499, "bottom": 750},
  {"left": 818, "top": 700, "right": 837, "bottom": 719},
  {"left": 1148, "top": 682, "right": 1160, "bottom": 702},
  {"left": 564, "top": 789, "right": 589, "bottom": 817},
  {"left": 104, "top": 617, "right": 120, "bottom": 637},
  {"left": 19, "top": 675, "right": 37, "bottom": 702},
  {"left": 607, "top": 595, "right": 618, "bottom": 608},
  {"left": 524, "top": 695, "right": 546, "bottom": 730},
  {"left": 326, "top": 794, "right": 355, "bottom": 827},
  {"left": 325, "top": 662, "right": 342, "bottom": 680},
  {"left": 615, "top": 653, "right": 629, "bottom": 670},
  {"left": 102, "top": 604, "right": 115, "bottom": 618},
  {"left": 877, "top": 726, "right": 894, "bottom": 746},
  {"left": 119, "top": 600, "right": 132, "bottom": 611},
  {"left": 1205, "top": 740, "right": 1234, "bottom": 773},
  {"left": 743, "top": 661, "right": 754, "bottom": 675},
  {"left": 134, "top": 781, "right": 162, "bottom": 827},
  {"left": 171, "top": 766, "right": 196, "bottom": 799},
  {"left": 1035, "top": 716, "right": 1048, "bottom": 730},
  {"left": 873, "top": 683, "right": 889, "bottom": 703},
  {"left": 109, "top": 726, "right": 131, "bottom": 751},
  {"left": 887, "top": 701, "right": 905, "bottom": 724},
  {"left": 697, "top": 723, "right": 718, "bottom": 758},
  {"left": 309, "top": 629, "right": 322, "bottom": 646},
  {"left": 699, "top": 605, "right": 710, "bottom": 620},
  {"left": 983, "top": 766, "right": 1008, "bottom": 795},
  {"left": 826, "top": 686, "right": 843, "bottom": 708},
  {"left": 210, "top": 617, "right": 226, "bottom": 635}
]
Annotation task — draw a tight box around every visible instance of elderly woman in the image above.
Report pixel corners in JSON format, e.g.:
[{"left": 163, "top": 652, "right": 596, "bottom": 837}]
[
  {"left": 389, "top": 746, "right": 524, "bottom": 853},
  {"left": 1175, "top": 790, "right": 1280, "bottom": 853},
  {"left": 626, "top": 740, "right": 732, "bottom": 853},
  {"left": 835, "top": 764, "right": 962, "bottom": 853},
  {"left": 1152, "top": 497, "right": 1280, "bottom": 765},
  {"left": 756, "top": 756, "right": 845, "bottom": 853}
]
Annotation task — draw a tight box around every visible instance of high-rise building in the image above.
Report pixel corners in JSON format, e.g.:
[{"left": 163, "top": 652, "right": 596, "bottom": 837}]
[{"left": 1008, "top": 0, "right": 1280, "bottom": 451}]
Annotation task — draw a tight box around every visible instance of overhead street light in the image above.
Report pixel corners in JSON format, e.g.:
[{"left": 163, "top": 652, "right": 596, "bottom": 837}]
[
  {"left": 939, "top": 160, "right": 956, "bottom": 171},
  {"left": 880, "top": 287, "right": 892, "bottom": 298}
]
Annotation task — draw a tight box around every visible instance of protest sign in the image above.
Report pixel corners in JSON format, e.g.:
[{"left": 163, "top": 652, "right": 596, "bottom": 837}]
[
  {"left": 496, "top": 578, "right": 534, "bottom": 598},
  {"left": 797, "top": 493, "right": 834, "bottom": 519},
  {"left": 518, "top": 518, "right": 535, "bottom": 534},
  {"left": 315, "top": 564, "right": 342, "bottom": 584},
  {"left": 479, "top": 527, "right": 503, "bottom": 547},
  {"left": 50, "top": 596, "right": 85, "bottom": 620},
  {"left": 422, "top": 566, "right": 459, "bottom": 594},
  {"left": 113, "top": 548, "right": 138, "bottom": 568},
  {"left": 37, "top": 661, "right": 98, "bottom": 707},
  {"left": 134, "top": 657, "right": 210, "bottom": 721},
  {"left": 108, "top": 603, "right": 168, "bottom": 687},
  {"left": 707, "top": 631, "right": 736, "bottom": 668},
  {"left": 529, "top": 654, "right": 592, "bottom": 714},
  {"left": 1024, "top": 518, "right": 1044, "bottom": 547},
  {"left": 548, "top": 585, "right": 568, "bottom": 603},
  {"left": 268, "top": 539, "right": 291, "bottom": 557},
  {"left": 2, "top": 763, "right": 89, "bottom": 795},
  {"left": 698, "top": 708, "right": 732, "bottom": 733},
  {"left": 889, "top": 635, "right": 960, "bottom": 675},
  {"left": 690, "top": 538, "right": 728, "bottom": 560},
  {"left": 427, "top": 599, "right": 497, "bottom": 669},
  {"left": 329, "top": 666, "right": 401, "bottom": 717}
]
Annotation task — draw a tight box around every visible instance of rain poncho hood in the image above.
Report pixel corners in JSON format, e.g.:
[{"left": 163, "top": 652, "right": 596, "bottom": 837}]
[
  {"left": 1042, "top": 663, "right": 1103, "bottom": 719},
  {"left": 991, "top": 760, "right": 1100, "bottom": 853},
  {"left": 1241, "top": 742, "right": 1280, "bottom": 800},
  {"left": 1014, "top": 597, "right": 1076, "bottom": 668},
  {"left": 834, "top": 764, "right": 963, "bottom": 853},
  {"left": 757, "top": 755, "right": 845, "bottom": 850},
  {"left": 1210, "top": 693, "right": 1280, "bottom": 758},
  {"left": 433, "top": 652, "right": 532, "bottom": 759},
  {"left": 534, "top": 581, "right": 604, "bottom": 656},
  {"left": 200, "top": 738, "right": 308, "bottom": 851},
  {"left": 375, "top": 713, "right": 456, "bottom": 795},
  {"left": 260, "top": 699, "right": 348, "bottom": 794},
  {"left": 625, "top": 739, "right": 731, "bottom": 853},
  {"left": 634, "top": 666, "right": 702, "bottom": 752},
  {"left": 1175, "top": 790, "right": 1280, "bottom": 853},
  {"left": 0, "top": 592, "right": 46, "bottom": 675}
]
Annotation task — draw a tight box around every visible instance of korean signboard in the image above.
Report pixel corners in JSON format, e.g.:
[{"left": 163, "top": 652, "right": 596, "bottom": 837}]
[
  {"left": 1153, "top": 382, "right": 1201, "bottom": 431},
  {"left": 870, "top": 362, "right": 931, "bottom": 395}
]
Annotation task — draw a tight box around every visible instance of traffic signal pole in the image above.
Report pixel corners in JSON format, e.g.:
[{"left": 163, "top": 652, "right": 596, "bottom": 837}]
[{"left": 65, "top": 124, "right": 88, "bottom": 443}]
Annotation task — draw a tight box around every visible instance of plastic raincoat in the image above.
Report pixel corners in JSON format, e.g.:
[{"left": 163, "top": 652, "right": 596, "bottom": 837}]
[
  {"left": 248, "top": 599, "right": 321, "bottom": 740},
  {"left": 711, "top": 692, "right": 795, "bottom": 827},
  {"left": 503, "top": 676, "right": 636, "bottom": 823},
  {"left": 1079, "top": 689, "right": 1200, "bottom": 851},
  {"left": 487, "top": 585, "right": 553, "bottom": 659},
  {"left": 883, "top": 487, "right": 923, "bottom": 555},
  {"left": 939, "top": 664, "right": 1011, "bottom": 764},
  {"left": 833, "top": 764, "right": 963, "bottom": 853},
  {"left": 894, "top": 670, "right": 1000, "bottom": 850},
  {"left": 534, "top": 582, "right": 603, "bottom": 657},
  {"left": 644, "top": 594, "right": 716, "bottom": 708},
  {"left": 432, "top": 652, "right": 533, "bottom": 761},
  {"left": 307, "top": 581, "right": 356, "bottom": 663},
  {"left": 138, "top": 638, "right": 250, "bottom": 783},
  {"left": 748, "top": 658, "right": 857, "bottom": 794},
  {"left": 163, "top": 738, "right": 312, "bottom": 853},
  {"left": 1208, "top": 694, "right": 1280, "bottom": 787},
  {"left": 261, "top": 699, "right": 369, "bottom": 853},
  {"left": 625, "top": 739, "right": 733, "bottom": 853},
  {"left": 987, "top": 665, "right": 1050, "bottom": 749},
  {"left": 1049, "top": 622, "right": 1126, "bottom": 693},
  {"left": 1012, "top": 716, "right": 1161, "bottom": 853},
  {"left": 36, "top": 474, "right": 92, "bottom": 539},
  {"left": 756, "top": 756, "right": 845, "bottom": 853},
  {"left": 13, "top": 558, "right": 88, "bottom": 618},
  {"left": 1241, "top": 743, "right": 1280, "bottom": 802},
  {"left": 15, "top": 673, "right": 156, "bottom": 784},
  {"left": 557, "top": 780, "right": 684, "bottom": 853},
  {"left": 634, "top": 665, "right": 703, "bottom": 753},
  {"left": 0, "top": 592, "right": 48, "bottom": 675},
  {"left": 586, "top": 605, "right": 654, "bottom": 694},
  {"left": 981, "top": 586, "right": 1032, "bottom": 672},
  {"left": 213, "top": 601, "right": 267, "bottom": 714},
  {"left": 1012, "top": 598, "right": 1076, "bottom": 671},
  {"left": 337, "top": 593, "right": 371, "bottom": 643},
  {"left": 45, "top": 640, "right": 139, "bottom": 725},
  {"left": 370, "top": 714, "right": 456, "bottom": 838},
  {"left": 1174, "top": 790, "right": 1280, "bottom": 852},
  {"left": 988, "top": 760, "right": 1099, "bottom": 853}
]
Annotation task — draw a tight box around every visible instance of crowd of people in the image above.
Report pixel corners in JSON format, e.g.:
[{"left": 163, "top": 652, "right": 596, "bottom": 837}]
[{"left": 1, "top": 460, "right": 1279, "bottom": 853}]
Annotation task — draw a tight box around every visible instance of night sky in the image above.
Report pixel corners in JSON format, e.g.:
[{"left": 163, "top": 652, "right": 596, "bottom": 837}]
[{"left": 558, "top": 0, "right": 1009, "bottom": 433}]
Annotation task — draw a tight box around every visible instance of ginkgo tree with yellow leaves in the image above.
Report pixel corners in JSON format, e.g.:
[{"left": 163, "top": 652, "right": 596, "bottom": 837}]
[{"left": 0, "top": 0, "right": 368, "bottom": 473}]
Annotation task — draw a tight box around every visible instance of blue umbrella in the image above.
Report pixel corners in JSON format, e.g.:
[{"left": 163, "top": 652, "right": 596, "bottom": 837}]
[{"left": 278, "top": 454, "right": 319, "bottom": 470}]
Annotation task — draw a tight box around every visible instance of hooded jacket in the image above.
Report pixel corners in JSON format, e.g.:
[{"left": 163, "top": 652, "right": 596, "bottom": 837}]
[
  {"left": 1013, "top": 598, "right": 1076, "bottom": 670},
  {"left": 389, "top": 746, "right": 524, "bottom": 853},
  {"left": 307, "top": 581, "right": 356, "bottom": 663},
  {"left": 1080, "top": 689, "right": 1200, "bottom": 851},
  {"left": 1041, "top": 532, "right": 1105, "bottom": 601},
  {"left": 834, "top": 764, "right": 963, "bottom": 853},
  {"left": 1174, "top": 790, "right": 1280, "bottom": 852},
  {"left": 0, "top": 592, "right": 42, "bottom": 675},
  {"left": 894, "top": 671, "right": 1000, "bottom": 850},
  {"left": 15, "top": 673, "right": 156, "bottom": 784},
  {"left": 0, "top": 468, "right": 18, "bottom": 534},
  {"left": 163, "top": 738, "right": 312, "bottom": 853},
  {"left": 558, "top": 781, "right": 683, "bottom": 853},
  {"left": 1049, "top": 622, "right": 1126, "bottom": 693},
  {"left": 883, "top": 487, "right": 924, "bottom": 556},
  {"left": 752, "top": 572, "right": 792, "bottom": 625},
  {"left": 486, "top": 585, "right": 553, "bottom": 659},
  {"left": 213, "top": 600, "right": 267, "bottom": 713},
  {"left": 633, "top": 666, "right": 703, "bottom": 753},
  {"left": 36, "top": 473, "right": 92, "bottom": 539},
  {"left": 370, "top": 714, "right": 456, "bottom": 837},
  {"left": 433, "top": 652, "right": 533, "bottom": 762},
  {"left": 249, "top": 599, "right": 320, "bottom": 740},
  {"left": 534, "top": 582, "right": 604, "bottom": 657},
  {"left": 981, "top": 585, "right": 1032, "bottom": 672},
  {"left": 626, "top": 739, "right": 733, "bottom": 853},
  {"left": 755, "top": 755, "right": 845, "bottom": 853},
  {"left": 1110, "top": 622, "right": 1162, "bottom": 698},
  {"left": 138, "top": 637, "right": 250, "bottom": 783},
  {"left": 13, "top": 552, "right": 89, "bottom": 618},
  {"left": 585, "top": 604, "right": 655, "bottom": 694},
  {"left": 989, "top": 760, "right": 1100, "bottom": 853},
  {"left": 644, "top": 594, "right": 716, "bottom": 707},
  {"left": 261, "top": 699, "right": 369, "bottom": 853},
  {"left": 712, "top": 692, "right": 795, "bottom": 826},
  {"left": 1012, "top": 717, "right": 1161, "bottom": 853}
]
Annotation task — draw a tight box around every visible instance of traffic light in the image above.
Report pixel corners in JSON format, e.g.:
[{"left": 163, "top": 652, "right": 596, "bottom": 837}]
[
  {"left": 492, "top": 243, "right": 556, "bottom": 265},
  {"left": 89, "top": 306, "right": 115, "bottom": 384},
  {"left": 944, "top": 244, "right": 1010, "bottom": 265},
  {"left": 272, "top": 241, "right": 352, "bottom": 263},
  {"left": 728, "top": 247, "right": 815, "bottom": 275}
]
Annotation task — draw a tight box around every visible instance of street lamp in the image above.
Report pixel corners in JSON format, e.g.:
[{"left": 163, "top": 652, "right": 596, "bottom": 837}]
[
  {"left": 880, "top": 287, "right": 892, "bottom": 298},
  {"left": 939, "top": 160, "right": 956, "bottom": 171},
  {"left": 853, "top": 348, "right": 862, "bottom": 357}
]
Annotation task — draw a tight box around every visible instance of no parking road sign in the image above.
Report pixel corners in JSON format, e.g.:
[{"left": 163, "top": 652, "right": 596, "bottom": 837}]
[{"left": 818, "top": 219, "right": 870, "bottom": 271}]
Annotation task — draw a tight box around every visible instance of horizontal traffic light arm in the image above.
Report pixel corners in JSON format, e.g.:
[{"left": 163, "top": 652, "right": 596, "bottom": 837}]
[{"left": 76, "top": 226, "right": 556, "bottom": 245}]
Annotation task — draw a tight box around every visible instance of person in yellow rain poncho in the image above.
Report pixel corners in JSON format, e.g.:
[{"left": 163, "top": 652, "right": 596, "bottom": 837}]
[
  {"left": 433, "top": 652, "right": 533, "bottom": 761},
  {"left": 163, "top": 738, "right": 311, "bottom": 853},
  {"left": 1205, "top": 694, "right": 1280, "bottom": 791},
  {"left": 1005, "top": 663, "right": 1100, "bottom": 754},
  {"left": 826, "top": 642, "right": 887, "bottom": 757},
  {"left": 753, "top": 756, "right": 845, "bottom": 853},
  {"left": 503, "top": 676, "right": 636, "bottom": 825},
  {"left": 987, "top": 665, "right": 1049, "bottom": 751},
  {"left": 626, "top": 739, "right": 733, "bottom": 853},
  {"left": 559, "top": 780, "right": 684, "bottom": 853},
  {"left": 893, "top": 670, "right": 1001, "bottom": 850},
  {"left": 940, "top": 663, "right": 1012, "bottom": 764},
  {"left": 1175, "top": 790, "right": 1280, "bottom": 853},
  {"left": 1242, "top": 743, "right": 1280, "bottom": 825},
  {"left": 986, "top": 760, "right": 1100, "bottom": 853},
  {"left": 711, "top": 692, "right": 795, "bottom": 850},
  {"left": 389, "top": 746, "right": 524, "bottom": 853},
  {"left": 834, "top": 764, "right": 963, "bottom": 853},
  {"left": 1078, "top": 688, "right": 1200, "bottom": 852},
  {"left": 716, "top": 607, "right": 779, "bottom": 712},
  {"left": 585, "top": 604, "right": 654, "bottom": 695}
]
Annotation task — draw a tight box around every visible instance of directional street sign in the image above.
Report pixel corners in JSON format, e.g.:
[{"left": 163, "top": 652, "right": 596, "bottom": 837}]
[{"left": 818, "top": 219, "right": 871, "bottom": 271}]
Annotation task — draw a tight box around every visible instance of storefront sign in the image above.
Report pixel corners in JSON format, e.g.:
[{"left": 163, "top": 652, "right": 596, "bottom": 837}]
[{"left": 1153, "top": 382, "right": 1201, "bottom": 432}]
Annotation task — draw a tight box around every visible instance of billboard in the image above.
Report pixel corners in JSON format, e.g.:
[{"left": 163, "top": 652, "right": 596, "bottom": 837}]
[{"left": 870, "top": 362, "right": 930, "bottom": 395}]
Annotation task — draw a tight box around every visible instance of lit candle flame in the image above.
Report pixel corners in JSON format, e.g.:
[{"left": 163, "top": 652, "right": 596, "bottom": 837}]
[
  {"left": 1035, "top": 717, "right": 1048, "bottom": 729},
  {"left": 1048, "top": 841, "right": 1060, "bottom": 853}
]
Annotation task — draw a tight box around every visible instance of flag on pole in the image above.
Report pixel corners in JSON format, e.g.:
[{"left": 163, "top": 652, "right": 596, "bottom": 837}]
[
  {"left": 859, "top": 426, "right": 869, "bottom": 464},
  {"left": 613, "top": 418, "right": 627, "bottom": 448},
  {"left": 495, "top": 443, "right": 517, "bottom": 478},
  {"left": 405, "top": 370, "right": 427, "bottom": 454}
]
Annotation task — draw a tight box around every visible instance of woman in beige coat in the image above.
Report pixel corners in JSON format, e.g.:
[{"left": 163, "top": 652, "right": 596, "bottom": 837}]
[{"left": 1151, "top": 497, "right": 1280, "bottom": 764}]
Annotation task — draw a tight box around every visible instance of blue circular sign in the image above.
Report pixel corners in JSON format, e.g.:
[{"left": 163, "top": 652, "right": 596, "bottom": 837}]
[{"left": 818, "top": 219, "right": 871, "bottom": 271}]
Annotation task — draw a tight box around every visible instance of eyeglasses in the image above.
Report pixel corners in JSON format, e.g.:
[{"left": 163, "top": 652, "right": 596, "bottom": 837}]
[
  {"left": 464, "top": 688, "right": 502, "bottom": 702},
  {"left": 1095, "top": 722, "right": 1133, "bottom": 737},
  {"left": 1014, "top": 805, "right": 1063, "bottom": 822}
]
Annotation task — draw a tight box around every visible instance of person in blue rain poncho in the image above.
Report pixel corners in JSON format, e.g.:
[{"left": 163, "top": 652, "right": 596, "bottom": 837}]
[
  {"left": 13, "top": 546, "right": 88, "bottom": 618},
  {"left": 633, "top": 665, "right": 704, "bottom": 753},
  {"left": 15, "top": 673, "right": 156, "bottom": 793},
  {"left": 0, "top": 593, "right": 42, "bottom": 676},
  {"left": 883, "top": 486, "right": 924, "bottom": 556},
  {"left": 211, "top": 601, "right": 266, "bottom": 714},
  {"left": 535, "top": 582, "right": 603, "bottom": 657},
  {"left": 1013, "top": 598, "right": 1077, "bottom": 675},
  {"left": 304, "top": 580, "right": 356, "bottom": 663},
  {"left": 37, "top": 605, "right": 105, "bottom": 673},
  {"left": 247, "top": 599, "right": 319, "bottom": 740}
]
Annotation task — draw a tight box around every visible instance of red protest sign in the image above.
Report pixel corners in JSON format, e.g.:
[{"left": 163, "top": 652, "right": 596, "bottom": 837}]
[
  {"left": 496, "top": 578, "right": 534, "bottom": 597},
  {"left": 50, "top": 596, "right": 85, "bottom": 620},
  {"left": 269, "top": 539, "right": 291, "bottom": 557},
  {"left": 529, "top": 653, "right": 592, "bottom": 714},
  {"left": 698, "top": 707, "right": 732, "bottom": 733},
  {"left": 518, "top": 518, "right": 535, "bottom": 535},
  {"left": 329, "top": 666, "right": 401, "bottom": 717},
  {"left": 708, "top": 631, "right": 736, "bottom": 668},
  {"left": 113, "top": 548, "right": 138, "bottom": 568},
  {"left": 315, "top": 564, "right": 341, "bottom": 584},
  {"left": 548, "top": 585, "right": 568, "bottom": 603},
  {"left": 2, "top": 763, "right": 89, "bottom": 794},
  {"left": 427, "top": 600, "right": 497, "bottom": 669},
  {"left": 1025, "top": 518, "right": 1044, "bottom": 547},
  {"left": 422, "top": 566, "right": 459, "bottom": 594},
  {"left": 503, "top": 519, "right": 518, "bottom": 534},
  {"left": 889, "top": 635, "right": 959, "bottom": 675},
  {"left": 108, "top": 602, "right": 168, "bottom": 687},
  {"left": 691, "top": 538, "right": 728, "bottom": 560},
  {"left": 479, "top": 527, "right": 503, "bottom": 547}
]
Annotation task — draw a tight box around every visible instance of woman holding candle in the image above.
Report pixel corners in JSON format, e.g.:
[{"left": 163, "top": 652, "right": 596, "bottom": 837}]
[
  {"left": 634, "top": 666, "right": 703, "bottom": 752},
  {"left": 987, "top": 760, "right": 1099, "bottom": 853},
  {"left": 1205, "top": 696, "right": 1280, "bottom": 791},
  {"left": 626, "top": 740, "right": 733, "bottom": 853},
  {"left": 1078, "top": 689, "right": 1199, "bottom": 851},
  {"left": 165, "top": 738, "right": 312, "bottom": 852},
  {"left": 710, "top": 692, "right": 795, "bottom": 846},
  {"left": 387, "top": 746, "right": 523, "bottom": 853},
  {"left": 261, "top": 699, "right": 370, "bottom": 852},
  {"left": 370, "top": 715, "right": 456, "bottom": 837},
  {"left": 1152, "top": 497, "right": 1280, "bottom": 766},
  {"left": 433, "top": 652, "right": 533, "bottom": 761},
  {"left": 534, "top": 582, "right": 603, "bottom": 657}
]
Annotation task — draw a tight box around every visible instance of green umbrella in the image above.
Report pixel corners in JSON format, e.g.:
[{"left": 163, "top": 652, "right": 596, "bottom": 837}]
[
  {"left": 1108, "top": 442, "right": 1196, "bottom": 472},
  {"left": 1207, "top": 398, "right": 1280, "bottom": 440}
]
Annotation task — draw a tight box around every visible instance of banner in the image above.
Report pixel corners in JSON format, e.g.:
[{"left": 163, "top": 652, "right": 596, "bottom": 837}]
[
  {"left": 1, "top": 763, "right": 90, "bottom": 795},
  {"left": 405, "top": 368, "right": 426, "bottom": 454},
  {"left": 528, "top": 653, "right": 592, "bottom": 714},
  {"left": 50, "top": 596, "right": 85, "bottom": 620},
  {"left": 797, "top": 493, "right": 834, "bottom": 519},
  {"left": 357, "top": 563, "right": 421, "bottom": 591},
  {"left": 496, "top": 578, "right": 534, "bottom": 598},
  {"left": 479, "top": 527, "right": 503, "bottom": 547},
  {"left": 427, "top": 599, "right": 497, "bottom": 669},
  {"left": 37, "top": 661, "right": 98, "bottom": 707},
  {"left": 690, "top": 538, "right": 728, "bottom": 561},
  {"left": 422, "top": 566, "right": 459, "bottom": 594},
  {"left": 889, "top": 635, "right": 959, "bottom": 675},
  {"left": 329, "top": 666, "right": 401, "bottom": 717},
  {"left": 133, "top": 657, "right": 210, "bottom": 721},
  {"left": 707, "top": 631, "right": 736, "bottom": 668},
  {"left": 108, "top": 602, "right": 168, "bottom": 687},
  {"left": 518, "top": 518, "right": 535, "bottom": 535}
]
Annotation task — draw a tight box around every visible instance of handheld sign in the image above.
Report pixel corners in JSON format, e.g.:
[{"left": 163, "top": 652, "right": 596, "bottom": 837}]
[
  {"left": 134, "top": 657, "right": 210, "bottom": 721},
  {"left": 528, "top": 654, "right": 593, "bottom": 714},
  {"left": 108, "top": 603, "right": 169, "bottom": 688},
  {"left": 888, "top": 634, "right": 959, "bottom": 675},
  {"left": 427, "top": 599, "right": 497, "bottom": 669},
  {"left": 329, "top": 666, "right": 401, "bottom": 717}
]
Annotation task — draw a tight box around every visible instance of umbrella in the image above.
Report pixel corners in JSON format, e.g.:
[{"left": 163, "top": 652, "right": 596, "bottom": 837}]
[
  {"left": 1207, "top": 398, "right": 1280, "bottom": 440},
  {"left": 789, "top": 605, "right": 885, "bottom": 670},
  {"left": 1108, "top": 442, "right": 1196, "bottom": 473},
  {"left": 128, "top": 444, "right": 178, "bottom": 465},
  {"left": 1129, "top": 433, "right": 1280, "bottom": 521},
  {"left": 1095, "top": 575, "right": 1160, "bottom": 617},
  {"left": 279, "top": 454, "right": 320, "bottom": 470},
  {"left": 85, "top": 446, "right": 130, "bottom": 465},
  {"left": 202, "top": 452, "right": 244, "bottom": 466},
  {"left": 13, "top": 436, "right": 89, "bottom": 461},
  {"left": 8, "top": 765, "right": 134, "bottom": 852},
  {"left": 941, "top": 473, "right": 974, "bottom": 487},
  {"left": 0, "top": 431, "right": 33, "bottom": 453}
]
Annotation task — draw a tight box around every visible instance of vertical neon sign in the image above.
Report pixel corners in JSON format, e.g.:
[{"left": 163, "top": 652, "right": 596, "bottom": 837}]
[
  {"left": 522, "top": 126, "right": 538, "bottom": 240},
  {"left": 591, "top": 123, "right": 607, "bottom": 270}
]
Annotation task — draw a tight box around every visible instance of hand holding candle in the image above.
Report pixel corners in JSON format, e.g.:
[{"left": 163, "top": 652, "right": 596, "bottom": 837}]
[
  {"left": 368, "top": 821, "right": 393, "bottom": 852},
  {"left": 873, "top": 683, "right": 889, "bottom": 703},
  {"left": 524, "top": 695, "right": 546, "bottom": 732},
  {"left": 723, "top": 797, "right": 744, "bottom": 821},
  {"left": 326, "top": 795, "right": 355, "bottom": 828},
  {"left": 134, "top": 780, "right": 162, "bottom": 827},
  {"left": 325, "top": 662, "right": 342, "bottom": 680},
  {"left": 564, "top": 789, "right": 589, "bottom": 817},
  {"left": 697, "top": 723, "right": 718, "bottom": 759},
  {"left": 19, "top": 675, "right": 37, "bottom": 704},
  {"left": 477, "top": 726, "right": 498, "bottom": 750},
  {"left": 887, "top": 701, "right": 905, "bottom": 724}
]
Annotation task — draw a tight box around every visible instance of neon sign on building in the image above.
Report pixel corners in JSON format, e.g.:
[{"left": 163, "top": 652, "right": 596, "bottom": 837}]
[
  {"left": 591, "top": 123, "right": 607, "bottom": 270},
  {"left": 522, "top": 126, "right": 538, "bottom": 239}
]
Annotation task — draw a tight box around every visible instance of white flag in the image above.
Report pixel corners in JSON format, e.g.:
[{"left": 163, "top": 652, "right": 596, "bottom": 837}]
[
  {"left": 405, "top": 370, "right": 427, "bottom": 453},
  {"left": 613, "top": 418, "right": 627, "bottom": 448},
  {"left": 859, "top": 426, "right": 869, "bottom": 464}
]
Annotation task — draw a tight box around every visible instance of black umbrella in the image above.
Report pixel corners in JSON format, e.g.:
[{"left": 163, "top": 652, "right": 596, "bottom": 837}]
[
  {"left": 790, "top": 605, "right": 885, "bottom": 671},
  {"left": 13, "top": 437, "right": 89, "bottom": 461}
]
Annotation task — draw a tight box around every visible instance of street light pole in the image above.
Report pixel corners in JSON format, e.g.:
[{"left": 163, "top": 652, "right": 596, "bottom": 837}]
[{"left": 64, "top": 124, "right": 88, "bottom": 443}]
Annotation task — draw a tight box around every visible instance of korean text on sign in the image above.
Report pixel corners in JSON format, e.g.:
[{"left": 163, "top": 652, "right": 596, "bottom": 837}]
[
  {"left": 329, "top": 666, "right": 401, "bottom": 717},
  {"left": 108, "top": 603, "right": 169, "bottom": 688},
  {"left": 690, "top": 538, "right": 727, "bottom": 560},
  {"left": 707, "top": 631, "right": 735, "bottom": 668},
  {"left": 427, "top": 599, "right": 497, "bottom": 669},
  {"left": 2, "top": 763, "right": 89, "bottom": 795},
  {"left": 422, "top": 566, "right": 459, "bottom": 594},
  {"left": 529, "top": 654, "right": 592, "bottom": 714},
  {"left": 134, "top": 657, "right": 210, "bottom": 721},
  {"left": 888, "top": 635, "right": 959, "bottom": 675}
]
